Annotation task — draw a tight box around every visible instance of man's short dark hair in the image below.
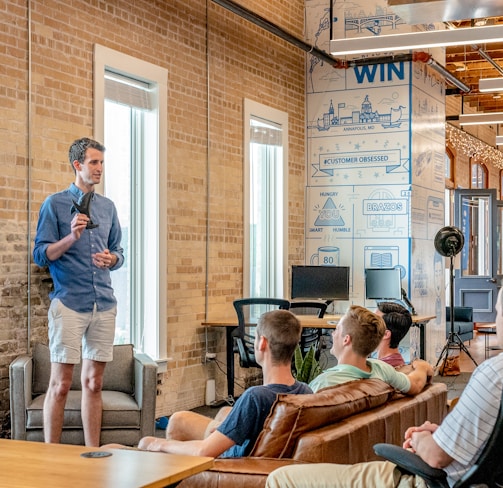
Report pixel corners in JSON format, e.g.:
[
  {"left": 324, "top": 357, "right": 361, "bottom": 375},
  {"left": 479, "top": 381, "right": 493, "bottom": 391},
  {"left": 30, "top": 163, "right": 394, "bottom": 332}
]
[
  {"left": 377, "top": 302, "right": 412, "bottom": 348},
  {"left": 256, "top": 310, "right": 301, "bottom": 364},
  {"left": 68, "top": 137, "right": 105, "bottom": 171}
]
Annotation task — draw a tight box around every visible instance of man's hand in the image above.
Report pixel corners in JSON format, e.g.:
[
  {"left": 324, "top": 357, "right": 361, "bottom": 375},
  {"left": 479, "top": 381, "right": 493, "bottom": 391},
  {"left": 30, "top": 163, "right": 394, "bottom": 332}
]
[
  {"left": 402, "top": 420, "right": 453, "bottom": 468},
  {"left": 45, "top": 213, "right": 89, "bottom": 261},
  {"left": 71, "top": 213, "right": 88, "bottom": 241},
  {"left": 403, "top": 420, "right": 438, "bottom": 450},
  {"left": 92, "top": 249, "right": 116, "bottom": 269},
  {"left": 406, "top": 360, "right": 435, "bottom": 395},
  {"left": 412, "top": 359, "right": 435, "bottom": 381}
]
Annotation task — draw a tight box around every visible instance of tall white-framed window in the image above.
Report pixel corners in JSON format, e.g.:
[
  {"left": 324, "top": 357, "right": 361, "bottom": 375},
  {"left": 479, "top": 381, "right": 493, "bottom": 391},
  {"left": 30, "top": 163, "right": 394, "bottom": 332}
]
[
  {"left": 94, "top": 45, "right": 168, "bottom": 369},
  {"left": 243, "top": 99, "right": 288, "bottom": 298}
]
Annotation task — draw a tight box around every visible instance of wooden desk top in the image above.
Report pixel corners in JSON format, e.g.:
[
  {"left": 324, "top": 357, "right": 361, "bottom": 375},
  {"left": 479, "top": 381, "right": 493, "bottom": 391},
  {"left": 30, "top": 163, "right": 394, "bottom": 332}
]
[
  {"left": 202, "top": 315, "right": 340, "bottom": 328},
  {"left": 0, "top": 439, "right": 213, "bottom": 488},
  {"left": 202, "top": 314, "right": 435, "bottom": 328}
]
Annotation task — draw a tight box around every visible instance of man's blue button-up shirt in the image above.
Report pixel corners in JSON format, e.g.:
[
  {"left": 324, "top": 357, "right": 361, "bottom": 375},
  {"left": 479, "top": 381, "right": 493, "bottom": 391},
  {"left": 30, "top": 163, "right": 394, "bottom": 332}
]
[{"left": 33, "top": 183, "right": 124, "bottom": 313}]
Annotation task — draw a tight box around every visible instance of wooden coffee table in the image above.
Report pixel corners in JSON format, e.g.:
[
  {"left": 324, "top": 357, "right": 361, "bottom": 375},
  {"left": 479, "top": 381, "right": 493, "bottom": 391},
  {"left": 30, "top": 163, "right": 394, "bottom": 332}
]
[{"left": 0, "top": 439, "right": 213, "bottom": 488}]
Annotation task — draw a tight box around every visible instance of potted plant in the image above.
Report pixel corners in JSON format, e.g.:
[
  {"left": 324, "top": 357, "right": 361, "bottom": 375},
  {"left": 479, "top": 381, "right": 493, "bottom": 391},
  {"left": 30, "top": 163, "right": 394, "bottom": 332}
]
[{"left": 293, "top": 344, "right": 322, "bottom": 383}]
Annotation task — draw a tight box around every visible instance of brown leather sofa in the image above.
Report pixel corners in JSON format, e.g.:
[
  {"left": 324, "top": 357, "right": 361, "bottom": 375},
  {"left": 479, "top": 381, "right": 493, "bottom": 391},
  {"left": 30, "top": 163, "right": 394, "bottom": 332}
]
[{"left": 178, "top": 379, "right": 447, "bottom": 488}]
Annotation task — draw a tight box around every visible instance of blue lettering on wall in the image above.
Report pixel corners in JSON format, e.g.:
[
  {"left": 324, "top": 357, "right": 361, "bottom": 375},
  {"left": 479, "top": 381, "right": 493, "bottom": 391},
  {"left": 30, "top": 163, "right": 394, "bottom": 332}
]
[{"left": 353, "top": 62, "right": 405, "bottom": 84}]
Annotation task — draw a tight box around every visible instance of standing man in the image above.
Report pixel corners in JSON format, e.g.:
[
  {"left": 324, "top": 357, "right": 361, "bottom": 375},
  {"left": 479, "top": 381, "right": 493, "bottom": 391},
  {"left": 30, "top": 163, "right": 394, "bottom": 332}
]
[{"left": 33, "top": 137, "right": 124, "bottom": 446}]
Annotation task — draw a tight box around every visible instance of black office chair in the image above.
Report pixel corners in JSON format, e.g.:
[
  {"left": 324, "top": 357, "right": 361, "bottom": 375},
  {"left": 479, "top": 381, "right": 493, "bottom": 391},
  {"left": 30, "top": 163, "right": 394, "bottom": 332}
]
[
  {"left": 373, "top": 390, "right": 503, "bottom": 488},
  {"left": 289, "top": 300, "right": 328, "bottom": 359},
  {"left": 232, "top": 298, "right": 290, "bottom": 368}
]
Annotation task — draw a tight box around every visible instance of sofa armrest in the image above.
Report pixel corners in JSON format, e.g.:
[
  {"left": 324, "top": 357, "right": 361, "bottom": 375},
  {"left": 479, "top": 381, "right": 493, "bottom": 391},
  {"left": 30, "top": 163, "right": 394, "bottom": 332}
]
[
  {"left": 133, "top": 352, "right": 158, "bottom": 437},
  {"left": 9, "top": 355, "right": 33, "bottom": 440}
]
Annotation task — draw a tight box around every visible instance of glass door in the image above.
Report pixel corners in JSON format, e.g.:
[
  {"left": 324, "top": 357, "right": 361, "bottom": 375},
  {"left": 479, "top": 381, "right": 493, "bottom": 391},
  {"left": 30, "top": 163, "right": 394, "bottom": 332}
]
[{"left": 454, "top": 189, "right": 498, "bottom": 323}]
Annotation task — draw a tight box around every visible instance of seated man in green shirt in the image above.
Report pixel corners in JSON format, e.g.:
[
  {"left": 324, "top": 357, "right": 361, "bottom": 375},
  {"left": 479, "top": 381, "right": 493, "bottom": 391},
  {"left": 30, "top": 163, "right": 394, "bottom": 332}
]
[{"left": 309, "top": 305, "right": 433, "bottom": 395}]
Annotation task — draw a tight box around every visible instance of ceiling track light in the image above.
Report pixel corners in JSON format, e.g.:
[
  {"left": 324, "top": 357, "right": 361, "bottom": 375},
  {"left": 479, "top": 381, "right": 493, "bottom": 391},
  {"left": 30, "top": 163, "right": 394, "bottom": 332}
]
[
  {"left": 329, "top": 24, "right": 503, "bottom": 56},
  {"left": 479, "top": 78, "right": 503, "bottom": 93},
  {"left": 459, "top": 112, "right": 503, "bottom": 126}
]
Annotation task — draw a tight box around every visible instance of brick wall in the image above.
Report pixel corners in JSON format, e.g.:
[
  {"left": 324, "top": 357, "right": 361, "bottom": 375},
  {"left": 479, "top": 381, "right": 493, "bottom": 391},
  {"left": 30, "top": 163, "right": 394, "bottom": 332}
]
[
  {"left": 0, "top": 0, "right": 306, "bottom": 429},
  {"left": 2, "top": 0, "right": 501, "bottom": 436}
]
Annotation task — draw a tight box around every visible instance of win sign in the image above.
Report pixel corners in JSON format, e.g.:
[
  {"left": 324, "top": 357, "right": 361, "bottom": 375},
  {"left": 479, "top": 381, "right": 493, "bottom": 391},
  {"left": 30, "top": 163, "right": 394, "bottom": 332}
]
[{"left": 348, "top": 61, "right": 408, "bottom": 89}]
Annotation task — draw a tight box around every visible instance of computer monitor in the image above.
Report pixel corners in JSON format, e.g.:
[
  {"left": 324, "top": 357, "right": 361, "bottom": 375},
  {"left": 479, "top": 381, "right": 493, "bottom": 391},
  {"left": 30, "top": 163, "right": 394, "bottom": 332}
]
[
  {"left": 291, "top": 265, "right": 350, "bottom": 301},
  {"left": 364, "top": 267, "right": 402, "bottom": 300}
]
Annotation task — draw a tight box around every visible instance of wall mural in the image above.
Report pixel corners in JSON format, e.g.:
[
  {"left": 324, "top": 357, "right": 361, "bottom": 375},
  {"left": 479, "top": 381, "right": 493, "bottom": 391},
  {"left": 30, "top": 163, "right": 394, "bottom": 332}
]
[{"left": 305, "top": 0, "right": 446, "bottom": 362}]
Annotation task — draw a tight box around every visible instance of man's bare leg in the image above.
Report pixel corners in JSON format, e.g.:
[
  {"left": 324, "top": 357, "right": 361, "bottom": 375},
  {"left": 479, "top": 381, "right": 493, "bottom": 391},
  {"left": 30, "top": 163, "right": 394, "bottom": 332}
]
[
  {"left": 213, "top": 406, "right": 232, "bottom": 423},
  {"left": 166, "top": 411, "right": 213, "bottom": 440},
  {"left": 204, "top": 406, "right": 232, "bottom": 437},
  {"left": 81, "top": 359, "right": 106, "bottom": 447},
  {"left": 43, "top": 362, "right": 75, "bottom": 443},
  {"left": 166, "top": 406, "right": 232, "bottom": 440}
]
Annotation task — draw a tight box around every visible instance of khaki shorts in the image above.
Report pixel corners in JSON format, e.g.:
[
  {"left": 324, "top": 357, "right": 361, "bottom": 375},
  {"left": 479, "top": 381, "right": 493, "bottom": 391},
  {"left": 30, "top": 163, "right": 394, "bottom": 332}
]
[
  {"left": 48, "top": 298, "right": 117, "bottom": 364},
  {"left": 265, "top": 461, "right": 428, "bottom": 488}
]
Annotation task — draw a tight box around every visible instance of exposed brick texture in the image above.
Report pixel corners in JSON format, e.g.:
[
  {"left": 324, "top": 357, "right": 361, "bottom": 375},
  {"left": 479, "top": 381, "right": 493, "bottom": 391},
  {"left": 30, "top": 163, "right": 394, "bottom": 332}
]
[
  {"left": 2, "top": 0, "right": 502, "bottom": 440},
  {"left": 0, "top": 0, "right": 306, "bottom": 430}
]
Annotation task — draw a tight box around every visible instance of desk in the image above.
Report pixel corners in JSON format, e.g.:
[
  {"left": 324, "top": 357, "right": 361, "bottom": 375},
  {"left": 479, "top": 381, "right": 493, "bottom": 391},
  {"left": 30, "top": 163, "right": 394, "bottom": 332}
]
[
  {"left": 0, "top": 439, "right": 213, "bottom": 488},
  {"left": 203, "top": 314, "right": 434, "bottom": 398},
  {"left": 410, "top": 315, "right": 435, "bottom": 361}
]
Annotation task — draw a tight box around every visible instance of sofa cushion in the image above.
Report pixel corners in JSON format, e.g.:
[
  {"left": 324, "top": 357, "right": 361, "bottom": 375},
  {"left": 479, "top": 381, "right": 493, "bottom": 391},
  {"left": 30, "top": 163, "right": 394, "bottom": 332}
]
[
  {"left": 453, "top": 322, "right": 474, "bottom": 335},
  {"left": 251, "top": 378, "right": 395, "bottom": 459},
  {"left": 32, "top": 343, "right": 134, "bottom": 395},
  {"left": 26, "top": 390, "right": 140, "bottom": 429}
]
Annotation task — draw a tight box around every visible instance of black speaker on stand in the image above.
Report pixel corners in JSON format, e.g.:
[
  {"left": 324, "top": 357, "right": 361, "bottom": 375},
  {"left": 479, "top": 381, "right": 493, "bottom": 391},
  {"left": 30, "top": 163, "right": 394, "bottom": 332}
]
[{"left": 434, "top": 226, "right": 478, "bottom": 373}]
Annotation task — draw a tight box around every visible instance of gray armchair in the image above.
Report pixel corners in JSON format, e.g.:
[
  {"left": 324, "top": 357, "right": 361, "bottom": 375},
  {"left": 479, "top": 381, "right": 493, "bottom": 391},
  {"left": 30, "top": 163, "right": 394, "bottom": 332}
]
[{"left": 9, "top": 343, "right": 158, "bottom": 446}]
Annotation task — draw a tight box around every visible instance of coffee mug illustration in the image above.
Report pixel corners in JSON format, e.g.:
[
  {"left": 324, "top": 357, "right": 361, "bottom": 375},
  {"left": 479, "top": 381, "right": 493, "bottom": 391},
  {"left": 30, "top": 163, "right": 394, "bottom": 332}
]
[{"left": 310, "top": 246, "right": 340, "bottom": 266}]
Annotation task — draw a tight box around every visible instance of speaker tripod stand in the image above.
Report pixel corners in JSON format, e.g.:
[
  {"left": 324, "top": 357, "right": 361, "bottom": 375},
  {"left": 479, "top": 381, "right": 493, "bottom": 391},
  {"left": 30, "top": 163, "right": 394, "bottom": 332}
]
[
  {"left": 435, "top": 329, "right": 478, "bottom": 374},
  {"left": 434, "top": 249, "right": 478, "bottom": 374}
]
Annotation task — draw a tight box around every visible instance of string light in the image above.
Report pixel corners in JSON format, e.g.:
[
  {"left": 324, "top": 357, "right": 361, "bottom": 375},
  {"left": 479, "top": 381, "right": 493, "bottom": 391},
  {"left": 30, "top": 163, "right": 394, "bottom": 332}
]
[{"left": 446, "top": 124, "right": 503, "bottom": 169}]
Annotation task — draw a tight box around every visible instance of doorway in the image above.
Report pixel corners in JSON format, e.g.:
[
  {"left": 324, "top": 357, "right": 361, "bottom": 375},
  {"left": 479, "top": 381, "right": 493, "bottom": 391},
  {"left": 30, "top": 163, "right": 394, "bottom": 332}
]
[{"left": 454, "top": 189, "right": 500, "bottom": 323}]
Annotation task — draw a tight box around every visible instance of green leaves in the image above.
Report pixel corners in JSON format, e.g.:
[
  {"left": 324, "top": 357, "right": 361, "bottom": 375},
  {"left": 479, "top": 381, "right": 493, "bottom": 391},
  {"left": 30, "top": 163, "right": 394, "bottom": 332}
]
[{"left": 293, "top": 344, "right": 322, "bottom": 384}]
